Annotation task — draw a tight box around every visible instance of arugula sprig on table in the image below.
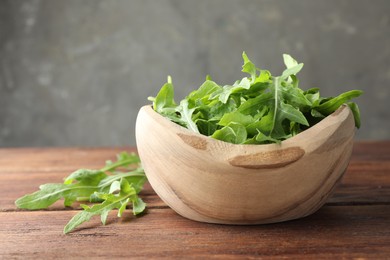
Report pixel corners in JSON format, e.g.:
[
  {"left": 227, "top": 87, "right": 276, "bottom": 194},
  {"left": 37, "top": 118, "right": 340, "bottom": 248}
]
[
  {"left": 15, "top": 152, "right": 147, "bottom": 234},
  {"left": 149, "top": 53, "right": 362, "bottom": 144}
]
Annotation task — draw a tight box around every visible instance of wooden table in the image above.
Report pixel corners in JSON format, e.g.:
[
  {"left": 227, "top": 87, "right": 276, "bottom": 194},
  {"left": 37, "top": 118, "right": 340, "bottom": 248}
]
[{"left": 1, "top": 142, "right": 389, "bottom": 259}]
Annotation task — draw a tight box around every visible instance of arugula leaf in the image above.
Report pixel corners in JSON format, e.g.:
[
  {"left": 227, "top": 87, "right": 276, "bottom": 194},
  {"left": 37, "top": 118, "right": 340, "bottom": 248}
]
[
  {"left": 242, "top": 51, "right": 257, "bottom": 81},
  {"left": 208, "top": 98, "right": 237, "bottom": 121},
  {"left": 177, "top": 99, "right": 199, "bottom": 133},
  {"left": 315, "top": 90, "right": 363, "bottom": 115},
  {"left": 246, "top": 111, "right": 273, "bottom": 136},
  {"left": 132, "top": 197, "right": 147, "bottom": 215},
  {"left": 149, "top": 76, "right": 176, "bottom": 113},
  {"left": 237, "top": 92, "right": 273, "bottom": 116},
  {"left": 196, "top": 119, "right": 218, "bottom": 136},
  {"left": 255, "top": 130, "right": 280, "bottom": 144},
  {"left": 347, "top": 102, "right": 361, "bottom": 128},
  {"left": 283, "top": 53, "right": 299, "bottom": 69},
  {"left": 209, "top": 84, "right": 244, "bottom": 104},
  {"left": 304, "top": 88, "right": 320, "bottom": 102},
  {"left": 15, "top": 183, "right": 78, "bottom": 210},
  {"left": 150, "top": 52, "right": 362, "bottom": 144},
  {"left": 268, "top": 76, "right": 308, "bottom": 139},
  {"left": 15, "top": 169, "right": 107, "bottom": 209},
  {"left": 103, "top": 152, "right": 141, "bottom": 171},
  {"left": 212, "top": 122, "right": 247, "bottom": 144},
  {"left": 282, "top": 54, "right": 303, "bottom": 86},
  {"left": 64, "top": 178, "right": 143, "bottom": 234},
  {"left": 15, "top": 152, "right": 147, "bottom": 234},
  {"left": 188, "top": 80, "right": 221, "bottom": 103},
  {"left": 219, "top": 111, "right": 253, "bottom": 127},
  {"left": 280, "top": 83, "right": 312, "bottom": 111},
  {"left": 64, "top": 169, "right": 107, "bottom": 185}
]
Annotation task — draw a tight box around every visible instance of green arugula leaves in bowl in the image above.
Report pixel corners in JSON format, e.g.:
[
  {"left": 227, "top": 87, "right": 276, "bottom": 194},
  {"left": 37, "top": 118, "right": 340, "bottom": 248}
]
[{"left": 149, "top": 52, "right": 362, "bottom": 144}]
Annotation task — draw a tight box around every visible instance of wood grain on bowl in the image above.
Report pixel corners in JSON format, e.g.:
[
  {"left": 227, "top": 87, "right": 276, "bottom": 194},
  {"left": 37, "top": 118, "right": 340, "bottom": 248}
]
[
  {"left": 228, "top": 147, "right": 305, "bottom": 169},
  {"left": 135, "top": 105, "right": 355, "bottom": 225}
]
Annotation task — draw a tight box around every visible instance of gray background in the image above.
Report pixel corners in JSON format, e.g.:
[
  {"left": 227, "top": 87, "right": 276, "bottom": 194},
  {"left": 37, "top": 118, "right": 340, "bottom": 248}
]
[{"left": 1, "top": 0, "right": 389, "bottom": 147}]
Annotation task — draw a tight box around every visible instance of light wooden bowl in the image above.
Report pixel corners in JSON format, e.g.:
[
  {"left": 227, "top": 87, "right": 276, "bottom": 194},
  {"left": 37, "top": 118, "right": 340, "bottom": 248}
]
[{"left": 136, "top": 105, "right": 355, "bottom": 224}]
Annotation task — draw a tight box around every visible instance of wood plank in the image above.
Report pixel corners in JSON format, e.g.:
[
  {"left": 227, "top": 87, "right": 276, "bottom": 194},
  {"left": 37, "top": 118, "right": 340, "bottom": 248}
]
[
  {"left": 350, "top": 141, "right": 390, "bottom": 161},
  {"left": 0, "top": 147, "right": 136, "bottom": 172},
  {"left": 1, "top": 143, "right": 389, "bottom": 211},
  {"left": 1, "top": 141, "right": 389, "bottom": 172},
  {"left": 1, "top": 205, "right": 389, "bottom": 258},
  {"left": 328, "top": 186, "right": 390, "bottom": 205},
  {"left": 0, "top": 143, "right": 389, "bottom": 258},
  {"left": 328, "top": 141, "right": 390, "bottom": 205},
  {"left": 4, "top": 181, "right": 390, "bottom": 212}
]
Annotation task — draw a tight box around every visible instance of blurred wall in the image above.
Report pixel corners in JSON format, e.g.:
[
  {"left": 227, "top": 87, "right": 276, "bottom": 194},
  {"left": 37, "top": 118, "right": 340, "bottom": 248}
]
[{"left": 0, "top": 0, "right": 389, "bottom": 147}]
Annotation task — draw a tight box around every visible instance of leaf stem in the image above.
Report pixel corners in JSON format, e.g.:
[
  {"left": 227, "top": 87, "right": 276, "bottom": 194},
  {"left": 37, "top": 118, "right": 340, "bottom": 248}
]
[
  {"left": 97, "top": 170, "right": 145, "bottom": 189},
  {"left": 76, "top": 197, "right": 90, "bottom": 202},
  {"left": 271, "top": 76, "right": 280, "bottom": 135},
  {"left": 100, "top": 158, "right": 140, "bottom": 172}
]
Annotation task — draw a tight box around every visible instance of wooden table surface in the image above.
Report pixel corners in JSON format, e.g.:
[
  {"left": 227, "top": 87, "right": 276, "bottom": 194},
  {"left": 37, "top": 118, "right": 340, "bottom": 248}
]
[{"left": 0, "top": 141, "right": 389, "bottom": 259}]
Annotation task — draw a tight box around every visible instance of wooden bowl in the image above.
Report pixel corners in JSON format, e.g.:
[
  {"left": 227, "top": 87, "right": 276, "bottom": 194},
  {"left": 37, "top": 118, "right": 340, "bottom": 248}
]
[{"left": 135, "top": 105, "right": 355, "bottom": 224}]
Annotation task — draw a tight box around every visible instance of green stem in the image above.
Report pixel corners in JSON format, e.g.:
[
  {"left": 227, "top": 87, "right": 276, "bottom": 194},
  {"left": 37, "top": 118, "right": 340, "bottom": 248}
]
[
  {"left": 76, "top": 197, "right": 90, "bottom": 202},
  {"left": 100, "top": 158, "right": 140, "bottom": 172},
  {"left": 97, "top": 170, "right": 146, "bottom": 189}
]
